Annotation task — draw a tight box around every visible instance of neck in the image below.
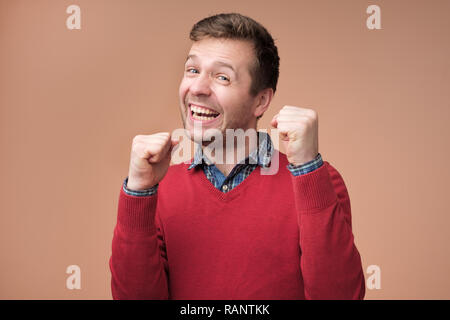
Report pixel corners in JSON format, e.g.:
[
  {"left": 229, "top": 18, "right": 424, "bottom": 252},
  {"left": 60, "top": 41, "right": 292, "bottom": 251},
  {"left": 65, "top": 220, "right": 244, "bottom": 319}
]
[{"left": 201, "top": 129, "right": 259, "bottom": 177}]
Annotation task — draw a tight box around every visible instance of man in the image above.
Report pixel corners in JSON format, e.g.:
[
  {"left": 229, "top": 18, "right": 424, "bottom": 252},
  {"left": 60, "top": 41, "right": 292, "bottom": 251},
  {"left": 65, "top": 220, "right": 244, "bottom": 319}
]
[{"left": 109, "top": 13, "right": 365, "bottom": 300}]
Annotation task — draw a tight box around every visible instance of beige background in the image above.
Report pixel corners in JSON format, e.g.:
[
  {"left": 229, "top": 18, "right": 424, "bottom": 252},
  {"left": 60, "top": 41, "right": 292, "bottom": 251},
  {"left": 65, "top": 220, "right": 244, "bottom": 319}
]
[{"left": 1, "top": 0, "right": 449, "bottom": 299}]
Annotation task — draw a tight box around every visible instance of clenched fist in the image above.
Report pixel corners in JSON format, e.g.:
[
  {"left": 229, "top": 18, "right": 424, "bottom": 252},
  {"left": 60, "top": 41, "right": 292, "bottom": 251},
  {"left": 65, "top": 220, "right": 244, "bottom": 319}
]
[
  {"left": 127, "top": 132, "right": 179, "bottom": 191},
  {"left": 271, "top": 105, "right": 319, "bottom": 166}
]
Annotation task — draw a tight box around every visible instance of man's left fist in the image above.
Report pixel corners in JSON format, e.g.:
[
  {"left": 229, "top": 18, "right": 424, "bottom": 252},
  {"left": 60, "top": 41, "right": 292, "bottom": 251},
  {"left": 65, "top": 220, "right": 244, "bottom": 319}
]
[{"left": 270, "top": 105, "right": 319, "bottom": 166}]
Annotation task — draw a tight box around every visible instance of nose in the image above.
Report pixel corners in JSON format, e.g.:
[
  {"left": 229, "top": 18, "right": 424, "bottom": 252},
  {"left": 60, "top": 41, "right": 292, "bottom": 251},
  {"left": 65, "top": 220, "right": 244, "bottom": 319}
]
[{"left": 189, "top": 73, "right": 212, "bottom": 96}]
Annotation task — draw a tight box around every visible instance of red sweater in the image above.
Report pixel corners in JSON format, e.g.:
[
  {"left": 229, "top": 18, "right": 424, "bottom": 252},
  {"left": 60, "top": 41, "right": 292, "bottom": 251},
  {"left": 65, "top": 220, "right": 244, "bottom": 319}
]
[{"left": 109, "top": 151, "right": 365, "bottom": 299}]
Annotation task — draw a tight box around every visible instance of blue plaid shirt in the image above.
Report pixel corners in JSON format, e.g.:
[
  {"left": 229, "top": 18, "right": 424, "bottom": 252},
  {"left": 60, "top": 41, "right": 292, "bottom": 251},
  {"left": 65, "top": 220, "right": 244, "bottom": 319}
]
[{"left": 123, "top": 131, "right": 323, "bottom": 196}]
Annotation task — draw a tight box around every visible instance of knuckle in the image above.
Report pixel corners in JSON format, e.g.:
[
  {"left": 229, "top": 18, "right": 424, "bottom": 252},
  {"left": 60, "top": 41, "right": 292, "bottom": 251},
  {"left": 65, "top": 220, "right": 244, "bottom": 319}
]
[
  {"left": 133, "top": 135, "right": 143, "bottom": 144},
  {"left": 131, "top": 140, "right": 140, "bottom": 150},
  {"left": 132, "top": 143, "right": 143, "bottom": 155},
  {"left": 308, "top": 109, "right": 318, "bottom": 119}
]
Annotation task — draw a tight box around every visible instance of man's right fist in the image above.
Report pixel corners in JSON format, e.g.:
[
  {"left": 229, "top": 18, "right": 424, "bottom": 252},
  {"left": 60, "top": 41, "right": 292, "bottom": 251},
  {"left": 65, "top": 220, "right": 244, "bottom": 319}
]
[{"left": 127, "top": 132, "right": 179, "bottom": 191}]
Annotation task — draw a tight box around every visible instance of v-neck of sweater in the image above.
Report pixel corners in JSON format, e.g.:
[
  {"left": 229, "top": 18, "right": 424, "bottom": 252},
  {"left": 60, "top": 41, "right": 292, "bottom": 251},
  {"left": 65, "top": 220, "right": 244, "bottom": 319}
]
[{"left": 188, "top": 163, "right": 262, "bottom": 202}]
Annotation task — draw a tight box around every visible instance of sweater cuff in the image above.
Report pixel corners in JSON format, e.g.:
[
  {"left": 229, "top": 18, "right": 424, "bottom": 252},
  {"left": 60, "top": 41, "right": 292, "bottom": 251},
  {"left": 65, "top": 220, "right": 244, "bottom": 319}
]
[
  {"left": 287, "top": 153, "right": 323, "bottom": 176},
  {"left": 123, "top": 177, "right": 159, "bottom": 196},
  {"left": 117, "top": 187, "right": 158, "bottom": 232},
  {"left": 291, "top": 161, "right": 337, "bottom": 214}
]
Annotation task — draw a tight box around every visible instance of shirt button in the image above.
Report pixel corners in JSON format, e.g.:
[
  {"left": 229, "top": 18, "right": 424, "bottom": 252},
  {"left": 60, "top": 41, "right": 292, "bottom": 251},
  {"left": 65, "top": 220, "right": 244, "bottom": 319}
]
[{"left": 222, "top": 185, "right": 228, "bottom": 191}]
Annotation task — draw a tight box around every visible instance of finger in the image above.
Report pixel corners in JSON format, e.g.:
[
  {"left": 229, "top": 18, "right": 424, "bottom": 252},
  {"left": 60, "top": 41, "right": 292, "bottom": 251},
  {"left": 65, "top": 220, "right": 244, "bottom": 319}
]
[
  {"left": 281, "top": 105, "right": 315, "bottom": 113},
  {"left": 276, "top": 115, "right": 312, "bottom": 122},
  {"left": 279, "top": 110, "right": 311, "bottom": 117},
  {"left": 140, "top": 134, "right": 172, "bottom": 145},
  {"left": 276, "top": 123, "right": 304, "bottom": 135},
  {"left": 281, "top": 105, "right": 308, "bottom": 111},
  {"left": 135, "top": 133, "right": 170, "bottom": 145},
  {"left": 147, "top": 139, "right": 172, "bottom": 163},
  {"left": 150, "top": 132, "right": 171, "bottom": 140}
]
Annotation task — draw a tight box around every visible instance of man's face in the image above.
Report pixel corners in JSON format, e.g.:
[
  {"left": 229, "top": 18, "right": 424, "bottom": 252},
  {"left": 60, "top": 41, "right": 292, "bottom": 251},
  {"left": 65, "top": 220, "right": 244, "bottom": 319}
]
[{"left": 178, "top": 37, "right": 259, "bottom": 144}]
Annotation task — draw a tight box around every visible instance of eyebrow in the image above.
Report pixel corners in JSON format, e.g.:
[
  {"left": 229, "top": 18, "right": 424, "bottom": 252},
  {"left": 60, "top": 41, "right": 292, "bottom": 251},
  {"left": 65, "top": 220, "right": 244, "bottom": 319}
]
[{"left": 185, "top": 54, "right": 236, "bottom": 73}]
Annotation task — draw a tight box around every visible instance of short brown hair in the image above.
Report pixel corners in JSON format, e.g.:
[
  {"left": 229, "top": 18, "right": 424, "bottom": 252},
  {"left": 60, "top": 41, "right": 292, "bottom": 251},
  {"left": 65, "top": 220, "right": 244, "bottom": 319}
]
[{"left": 189, "top": 13, "right": 280, "bottom": 100}]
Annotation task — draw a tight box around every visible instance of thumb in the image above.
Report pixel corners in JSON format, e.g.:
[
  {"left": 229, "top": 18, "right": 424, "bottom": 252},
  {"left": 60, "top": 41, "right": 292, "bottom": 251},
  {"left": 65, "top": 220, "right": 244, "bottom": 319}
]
[
  {"left": 169, "top": 137, "right": 181, "bottom": 153},
  {"left": 270, "top": 114, "right": 278, "bottom": 128},
  {"left": 171, "top": 138, "right": 180, "bottom": 147}
]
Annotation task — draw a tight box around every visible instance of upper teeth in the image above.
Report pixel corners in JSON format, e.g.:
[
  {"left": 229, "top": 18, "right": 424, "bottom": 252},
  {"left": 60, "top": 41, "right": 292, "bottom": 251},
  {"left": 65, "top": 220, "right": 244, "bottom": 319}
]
[{"left": 190, "top": 105, "right": 218, "bottom": 115}]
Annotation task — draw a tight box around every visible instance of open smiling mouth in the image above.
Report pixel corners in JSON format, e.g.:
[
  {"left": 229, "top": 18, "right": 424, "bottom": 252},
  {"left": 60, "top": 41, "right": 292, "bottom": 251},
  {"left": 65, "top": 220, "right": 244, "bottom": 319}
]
[{"left": 189, "top": 104, "right": 220, "bottom": 121}]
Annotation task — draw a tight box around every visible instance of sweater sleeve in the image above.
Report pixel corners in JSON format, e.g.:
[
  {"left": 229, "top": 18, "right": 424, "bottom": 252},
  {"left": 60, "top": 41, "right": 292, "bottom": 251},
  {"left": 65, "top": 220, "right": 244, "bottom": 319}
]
[
  {"left": 291, "top": 161, "right": 365, "bottom": 300},
  {"left": 109, "top": 188, "right": 169, "bottom": 299}
]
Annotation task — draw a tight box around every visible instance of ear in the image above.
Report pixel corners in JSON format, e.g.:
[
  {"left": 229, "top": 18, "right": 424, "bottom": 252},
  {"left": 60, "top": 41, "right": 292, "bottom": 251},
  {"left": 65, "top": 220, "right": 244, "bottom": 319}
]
[{"left": 253, "top": 88, "right": 274, "bottom": 118}]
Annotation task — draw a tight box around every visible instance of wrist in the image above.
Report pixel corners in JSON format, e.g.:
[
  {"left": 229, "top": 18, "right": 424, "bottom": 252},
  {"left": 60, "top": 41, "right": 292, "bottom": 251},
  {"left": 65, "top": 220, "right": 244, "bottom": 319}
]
[
  {"left": 288, "top": 153, "right": 319, "bottom": 166},
  {"left": 126, "top": 177, "right": 157, "bottom": 191}
]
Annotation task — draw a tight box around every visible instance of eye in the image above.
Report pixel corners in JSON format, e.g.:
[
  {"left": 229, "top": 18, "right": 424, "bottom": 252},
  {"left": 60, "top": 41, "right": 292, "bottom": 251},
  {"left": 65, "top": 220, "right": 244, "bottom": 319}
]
[
  {"left": 186, "top": 68, "right": 199, "bottom": 74},
  {"left": 217, "top": 75, "right": 230, "bottom": 82}
]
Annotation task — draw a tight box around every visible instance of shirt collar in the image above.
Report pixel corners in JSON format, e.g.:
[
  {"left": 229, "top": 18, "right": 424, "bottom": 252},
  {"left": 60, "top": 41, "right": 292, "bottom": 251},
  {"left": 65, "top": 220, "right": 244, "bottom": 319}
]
[{"left": 187, "top": 131, "right": 273, "bottom": 170}]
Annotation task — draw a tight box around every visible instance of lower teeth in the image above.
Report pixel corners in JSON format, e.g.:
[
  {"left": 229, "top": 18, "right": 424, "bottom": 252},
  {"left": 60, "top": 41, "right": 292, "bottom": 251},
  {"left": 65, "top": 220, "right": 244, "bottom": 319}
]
[{"left": 192, "top": 113, "right": 218, "bottom": 120}]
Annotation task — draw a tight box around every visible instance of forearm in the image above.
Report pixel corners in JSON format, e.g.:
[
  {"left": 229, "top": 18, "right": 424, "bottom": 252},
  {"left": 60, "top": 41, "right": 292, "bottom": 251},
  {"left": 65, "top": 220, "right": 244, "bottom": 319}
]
[
  {"left": 292, "top": 162, "right": 365, "bottom": 300},
  {"left": 110, "top": 188, "right": 169, "bottom": 299}
]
